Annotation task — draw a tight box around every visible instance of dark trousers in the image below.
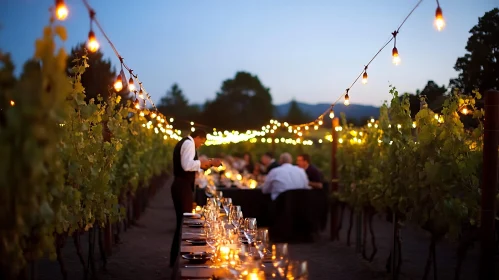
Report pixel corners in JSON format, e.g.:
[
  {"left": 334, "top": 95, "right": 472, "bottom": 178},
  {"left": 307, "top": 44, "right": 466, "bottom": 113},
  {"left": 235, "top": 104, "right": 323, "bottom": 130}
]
[{"left": 169, "top": 177, "right": 194, "bottom": 267}]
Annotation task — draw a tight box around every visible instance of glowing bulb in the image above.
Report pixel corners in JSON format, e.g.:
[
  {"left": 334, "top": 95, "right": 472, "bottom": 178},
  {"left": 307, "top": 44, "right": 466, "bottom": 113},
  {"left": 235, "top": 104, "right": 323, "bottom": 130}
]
[
  {"left": 113, "top": 74, "right": 123, "bottom": 92},
  {"left": 170, "top": 118, "right": 174, "bottom": 122},
  {"left": 55, "top": 0, "right": 68, "bottom": 21},
  {"left": 10, "top": 100, "right": 15, "bottom": 106},
  {"left": 392, "top": 47, "right": 400, "bottom": 65},
  {"left": 128, "top": 77, "right": 135, "bottom": 91},
  {"left": 87, "top": 31, "right": 99, "bottom": 53},
  {"left": 329, "top": 111, "right": 335, "bottom": 119},
  {"left": 344, "top": 94, "right": 350, "bottom": 106},
  {"left": 362, "top": 71, "right": 368, "bottom": 84},
  {"left": 318, "top": 120, "right": 323, "bottom": 125},
  {"left": 133, "top": 99, "right": 140, "bottom": 109},
  {"left": 461, "top": 108, "right": 469, "bottom": 115},
  {"left": 434, "top": 6, "right": 445, "bottom": 31},
  {"left": 138, "top": 89, "right": 144, "bottom": 99}
]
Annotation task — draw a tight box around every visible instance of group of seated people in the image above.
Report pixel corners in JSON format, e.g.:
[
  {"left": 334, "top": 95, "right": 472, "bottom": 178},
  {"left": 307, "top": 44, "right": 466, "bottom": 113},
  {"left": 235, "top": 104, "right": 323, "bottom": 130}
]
[
  {"left": 202, "top": 151, "right": 324, "bottom": 200},
  {"left": 258, "top": 152, "right": 324, "bottom": 200}
]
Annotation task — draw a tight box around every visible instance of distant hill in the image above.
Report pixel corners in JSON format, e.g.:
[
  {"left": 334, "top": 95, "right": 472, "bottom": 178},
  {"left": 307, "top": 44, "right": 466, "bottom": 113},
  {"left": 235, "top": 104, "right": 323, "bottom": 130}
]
[{"left": 274, "top": 101, "right": 380, "bottom": 121}]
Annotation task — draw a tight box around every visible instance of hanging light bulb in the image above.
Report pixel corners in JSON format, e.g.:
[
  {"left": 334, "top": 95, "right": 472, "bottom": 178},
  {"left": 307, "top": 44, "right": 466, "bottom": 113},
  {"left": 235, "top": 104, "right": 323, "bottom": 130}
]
[
  {"left": 113, "top": 73, "right": 123, "bottom": 92},
  {"left": 87, "top": 31, "right": 99, "bottom": 53},
  {"left": 391, "top": 31, "right": 400, "bottom": 65},
  {"left": 55, "top": 0, "right": 68, "bottom": 21},
  {"left": 138, "top": 88, "right": 144, "bottom": 99},
  {"left": 128, "top": 76, "right": 135, "bottom": 91},
  {"left": 434, "top": 5, "right": 445, "bottom": 31},
  {"left": 133, "top": 98, "right": 140, "bottom": 109},
  {"left": 362, "top": 71, "right": 368, "bottom": 84},
  {"left": 361, "top": 66, "right": 368, "bottom": 84},
  {"left": 392, "top": 47, "right": 400, "bottom": 65},
  {"left": 10, "top": 100, "right": 15, "bottom": 106},
  {"left": 329, "top": 110, "right": 335, "bottom": 119},
  {"left": 344, "top": 93, "right": 350, "bottom": 106}
]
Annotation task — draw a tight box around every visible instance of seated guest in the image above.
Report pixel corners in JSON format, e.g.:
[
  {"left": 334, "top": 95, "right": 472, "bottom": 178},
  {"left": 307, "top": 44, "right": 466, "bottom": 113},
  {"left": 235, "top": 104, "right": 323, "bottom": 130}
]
[
  {"left": 260, "top": 152, "right": 279, "bottom": 175},
  {"left": 262, "top": 153, "right": 309, "bottom": 200},
  {"left": 242, "top": 152, "right": 255, "bottom": 174},
  {"left": 296, "top": 154, "right": 323, "bottom": 189}
]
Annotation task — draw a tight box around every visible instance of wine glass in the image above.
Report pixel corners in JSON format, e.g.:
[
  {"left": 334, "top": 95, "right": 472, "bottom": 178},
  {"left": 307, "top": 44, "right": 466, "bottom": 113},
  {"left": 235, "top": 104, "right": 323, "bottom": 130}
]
[
  {"left": 271, "top": 243, "right": 289, "bottom": 277},
  {"left": 255, "top": 229, "right": 269, "bottom": 258},
  {"left": 222, "top": 197, "right": 233, "bottom": 216},
  {"left": 286, "top": 260, "right": 308, "bottom": 279},
  {"left": 243, "top": 218, "right": 257, "bottom": 245}
]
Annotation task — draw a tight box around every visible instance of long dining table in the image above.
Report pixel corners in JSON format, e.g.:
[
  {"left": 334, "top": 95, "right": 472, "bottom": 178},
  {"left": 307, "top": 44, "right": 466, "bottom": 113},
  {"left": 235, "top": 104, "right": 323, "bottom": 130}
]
[
  {"left": 175, "top": 214, "right": 231, "bottom": 279},
  {"left": 174, "top": 212, "right": 296, "bottom": 279}
]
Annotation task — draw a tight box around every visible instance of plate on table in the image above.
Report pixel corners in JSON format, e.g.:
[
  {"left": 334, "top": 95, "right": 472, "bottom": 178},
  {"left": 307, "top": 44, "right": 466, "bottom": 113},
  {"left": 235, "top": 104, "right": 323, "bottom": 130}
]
[
  {"left": 183, "top": 213, "right": 201, "bottom": 219},
  {"left": 239, "top": 238, "right": 249, "bottom": 245},
  {"left": 182, "top": 252, "right": 213, "bottom": 264},
  {"left": 186, "top": 238, "right": 207, "bottom": 246},
  {"left": 188, "top": 223, "right": 204, "bottom": 228}
]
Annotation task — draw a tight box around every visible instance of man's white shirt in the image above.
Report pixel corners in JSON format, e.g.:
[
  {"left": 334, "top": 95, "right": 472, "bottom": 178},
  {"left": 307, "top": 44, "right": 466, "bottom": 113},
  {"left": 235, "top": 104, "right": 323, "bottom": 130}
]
[
  {"left": 180, "top": 136, "right": 201, "bottom": 172},
  {"left": 261, "top": 163, "right": 310, "bottom": 200}
]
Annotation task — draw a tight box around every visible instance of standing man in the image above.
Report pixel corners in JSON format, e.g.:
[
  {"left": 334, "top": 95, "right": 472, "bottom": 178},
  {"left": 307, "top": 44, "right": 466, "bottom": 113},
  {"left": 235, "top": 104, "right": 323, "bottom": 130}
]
[
  {"left": 169, "top": 129, "right": 221, "bottom": 267},
  {"left": 296, "top": 153, "right": 323, "bottom": 189}
]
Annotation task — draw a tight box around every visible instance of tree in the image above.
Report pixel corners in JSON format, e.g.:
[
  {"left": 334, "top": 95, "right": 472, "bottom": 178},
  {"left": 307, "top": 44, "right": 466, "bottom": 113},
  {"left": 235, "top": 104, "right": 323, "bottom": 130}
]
[
  {"left": 0, "top": 52, "right": 16, "bottom": 126},
  {"left": 67, "top": 43, "right": 128, "bottom": 103},
  {"left": 284, "top": 99, "right": 310, "bottom": 124},
  {"left": 201, "top": 71, "right": 273, "bottom": 130},
  {"left": 404, "top": 81, "right": 447, "bottom": 118},
  {"left": 450, "top": 8, "right": 499, "bottom": 95},
  {"left": 157, "top": 83, "right": 199, "bottom": 127}
]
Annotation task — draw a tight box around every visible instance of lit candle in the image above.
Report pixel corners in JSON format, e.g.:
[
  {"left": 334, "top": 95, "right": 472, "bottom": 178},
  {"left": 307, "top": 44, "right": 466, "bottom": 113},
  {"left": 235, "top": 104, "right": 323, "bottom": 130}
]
[
  {"left": 246, "top": 272, "right": 260, "bottom": 280},
  {"left": 220, "top": 246, "right": 230, "bottom": 260}
]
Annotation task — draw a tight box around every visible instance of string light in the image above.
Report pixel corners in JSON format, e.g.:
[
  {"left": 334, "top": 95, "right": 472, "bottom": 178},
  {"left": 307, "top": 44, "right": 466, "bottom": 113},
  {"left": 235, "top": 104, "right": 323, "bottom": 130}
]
[
  {"left": 55, "top": 0, "right": 68, "bottom": 21},
  {"left": 329, "top": 109, "right": 335, "bottom": 119},
  {"left": 138, "top": 88, "right": 144, "bottom": 99},
  {"left": 344, "top": 89, "right": 350, "bottom": 106},
  {"left": 86, "top": 9, "right": 99, "bottom": 53},
  {"left": 361, "top": 66, "right": 368, "bottom": 84},
  {"left": 113, "top": 71, "right": 123, "bottom": 92},
  {"left": 391, "top": 31, "right": 400, "bottom": 65},
  {"left": 87, "top": 31, "right": 99, "bottom": 52},
  {"left": 460, "top": 107, "right": 469, "bottom": 115},
  {"left": 434, "top": 1, "right": 445, "bottom": 31},
  {"left": 10, "top": 100, "right": 15, "bottom": 106},
  {"left": 128, "top": 75, "right": 135, "bottom": 91}
]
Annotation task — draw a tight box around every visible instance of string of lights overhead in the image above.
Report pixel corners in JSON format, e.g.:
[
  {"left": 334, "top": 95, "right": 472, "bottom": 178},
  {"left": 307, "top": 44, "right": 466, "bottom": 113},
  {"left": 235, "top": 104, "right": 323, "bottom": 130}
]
[
  {"left": 278, "top": 0, "right": 446, "bottom": 137},
  {"left": 52, "top": 0, "right": 447, "bottom": 145},
  {"left": 54, "top": 0, "right": 170, "bottom": 126}
]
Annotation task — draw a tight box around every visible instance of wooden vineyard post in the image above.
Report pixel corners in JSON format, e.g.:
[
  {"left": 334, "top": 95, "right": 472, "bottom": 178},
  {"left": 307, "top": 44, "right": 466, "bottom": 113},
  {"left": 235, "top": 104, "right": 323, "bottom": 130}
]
[
  {"left": 479, "top": 89, "right": 499, "bottom": 280},
  {"left": 330, "top": 117, "right": 339, "bottom": 240},
  {"left": 104, "top": 217, "right": 113, "bottom": 256}
]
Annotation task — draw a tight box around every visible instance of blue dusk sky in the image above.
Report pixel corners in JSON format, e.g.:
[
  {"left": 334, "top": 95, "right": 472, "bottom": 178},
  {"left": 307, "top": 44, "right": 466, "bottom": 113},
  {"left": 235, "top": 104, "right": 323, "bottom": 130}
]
[{"left": 1, "top": 0, "right": 498, "bottom": 106}]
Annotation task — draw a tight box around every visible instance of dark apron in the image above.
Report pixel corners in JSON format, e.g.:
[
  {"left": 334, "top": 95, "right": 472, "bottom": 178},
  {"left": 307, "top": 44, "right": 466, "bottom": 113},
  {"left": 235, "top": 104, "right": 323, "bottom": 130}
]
[{"left": 169, "top": 176, "right": 195, "bottom": 268}]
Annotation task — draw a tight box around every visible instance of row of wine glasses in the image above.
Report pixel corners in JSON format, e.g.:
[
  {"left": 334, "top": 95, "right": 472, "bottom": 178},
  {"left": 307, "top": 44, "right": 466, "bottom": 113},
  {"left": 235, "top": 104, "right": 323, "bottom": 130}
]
[{"left": 202, "top": 193, "right": 308, "bottom": 279}]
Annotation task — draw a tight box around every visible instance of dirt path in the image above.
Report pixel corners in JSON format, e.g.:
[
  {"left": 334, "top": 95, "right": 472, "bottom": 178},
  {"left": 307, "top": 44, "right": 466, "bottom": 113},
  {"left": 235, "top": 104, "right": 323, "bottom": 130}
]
[{"left": 38, "top": 180, "right": 484, "bottom": 280}]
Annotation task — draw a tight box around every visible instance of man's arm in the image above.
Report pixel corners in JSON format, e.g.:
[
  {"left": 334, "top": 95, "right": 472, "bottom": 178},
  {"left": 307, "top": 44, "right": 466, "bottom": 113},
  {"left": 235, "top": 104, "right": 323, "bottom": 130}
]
[
  {"left": 308, "top": 167, "right": 323, "bottom": 189},
  {"left": 261, "top": 170, "right": 275, "bottom": 194},
  {"left": 308, "top": 181, "right": 323, "bottom": 189},
  {"left": 180, "top": 140, "right": 211, "bottom": 171}
]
